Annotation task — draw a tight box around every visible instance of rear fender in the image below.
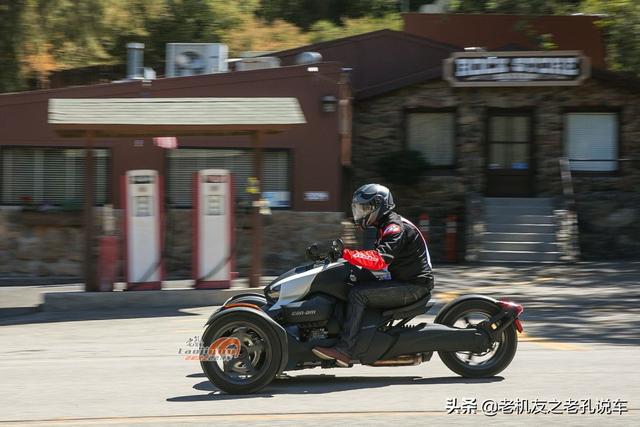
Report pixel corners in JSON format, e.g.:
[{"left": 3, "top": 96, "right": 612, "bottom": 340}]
[
  {"left": 204, "top": 306, "right": 289, "bottom": 374},
  {"left": 435, "top": 294, "right": 523, "bottom": 335},
  {"left": 434, "top": 294, "right": 499, "bottom": 324}
]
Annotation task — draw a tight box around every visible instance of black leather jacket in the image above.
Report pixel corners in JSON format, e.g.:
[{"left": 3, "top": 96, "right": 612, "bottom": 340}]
[{"left": 375, "top": 212, "right": 433, "bottom": 286}]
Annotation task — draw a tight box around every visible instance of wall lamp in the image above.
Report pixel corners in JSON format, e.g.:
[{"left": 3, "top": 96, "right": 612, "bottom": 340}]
[{"left": 321, "top": 95, "right": 338, "bottom": 113}]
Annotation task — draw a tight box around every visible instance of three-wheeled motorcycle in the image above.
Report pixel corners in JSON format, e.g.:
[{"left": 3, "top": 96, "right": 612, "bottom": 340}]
[{"left": 199, "top": 240, "right": 524, "bottom": 394}]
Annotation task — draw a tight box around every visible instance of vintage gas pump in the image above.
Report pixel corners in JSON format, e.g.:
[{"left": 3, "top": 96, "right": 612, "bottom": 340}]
[
  {"left": 192, "top": 169, "right": 234, "bottom": 289},
  {"left": 122, "top": 170, "right": 164, "bottom": 290}
]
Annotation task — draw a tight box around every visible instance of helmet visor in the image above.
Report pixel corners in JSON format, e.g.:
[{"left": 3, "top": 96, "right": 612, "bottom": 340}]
[{"left": 352, "top": 202, "right": 374, "bottom": 222}]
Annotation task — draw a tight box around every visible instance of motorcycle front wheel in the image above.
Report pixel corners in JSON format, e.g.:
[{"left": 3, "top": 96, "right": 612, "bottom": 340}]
[
  {"left": 200, "top": 312, "right": 282, "bottom": 394},
  {"left": 437, "top": 299, "right": 518, "bottom": 378}
]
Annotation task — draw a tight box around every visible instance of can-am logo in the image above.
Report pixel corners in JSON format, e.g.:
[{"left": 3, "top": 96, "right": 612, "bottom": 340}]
[
  {"left": 444, "top": 51, "right": 590, "bottom": 87},
  {"left": 290, "top": 309, "right": 317, "bottom": 316}
]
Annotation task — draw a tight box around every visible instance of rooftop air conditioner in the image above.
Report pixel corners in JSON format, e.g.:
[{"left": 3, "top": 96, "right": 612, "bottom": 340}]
[{"left": 165, "top": 43, "right": 228, "bottom": 77}]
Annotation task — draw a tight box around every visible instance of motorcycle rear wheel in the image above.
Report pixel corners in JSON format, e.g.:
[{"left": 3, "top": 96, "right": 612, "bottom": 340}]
[{"left": 437, "top": 299, "right": 518, "bottom": 378}]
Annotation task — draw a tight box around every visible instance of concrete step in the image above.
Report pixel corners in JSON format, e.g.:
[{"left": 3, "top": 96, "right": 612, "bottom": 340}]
[
  {"left": 482, "top": 232, "right": 556, "bottom": 243},
  {"left": 485, "top": 223, "right": 557, "bottom": 234},
  {"left": 478, "top": 250, "right": 562, "bottom": 263},
  {"left": 484, "top": 197, "right": 554, "bottom": 208},
  {"left": 485, "top": 205, "right": 554, "bottom": 216},
  {"left": 485, "top": 214, "right": 556, "bottom": 225},
  {"left": 483, "top": 241, "right": 559, "bottom": 252}
]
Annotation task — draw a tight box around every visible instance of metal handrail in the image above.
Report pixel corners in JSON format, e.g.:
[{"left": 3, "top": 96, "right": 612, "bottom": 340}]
[
  {"left": 566, "top": 158, "right": 634, "bottom": 161},
  {"left": 558, "top": 157, "right": 580, "bottom": 261},
  {"left": 559, "top": 157, "right": 576, "bottom": 210}
]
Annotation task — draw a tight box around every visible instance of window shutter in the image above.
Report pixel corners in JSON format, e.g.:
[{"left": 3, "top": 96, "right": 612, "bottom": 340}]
[
  {"left": 407, "top": 113, "right": 455, "bottom": 166},
  {"left": 565, "top": 113, "right": 618, "bottom": 171},
  {"left": 262, "top": 151, "right": 289, "bottom": 192},
  {"left": 1, "top": 148, "right": 110, "bottom": 206},
  {"left": 167, "top": 149, "right": 290, "bottom": 207},
  {"left": 2, "top": 149, "right": 35, "bottom": 204}
]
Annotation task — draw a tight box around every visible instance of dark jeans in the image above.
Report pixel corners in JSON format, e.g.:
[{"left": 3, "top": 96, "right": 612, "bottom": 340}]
[{"left": 336, "top": 279, "right": 432, "bottom": 357}]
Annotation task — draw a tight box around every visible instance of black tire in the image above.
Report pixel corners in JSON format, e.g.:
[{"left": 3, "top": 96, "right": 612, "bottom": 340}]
[
  {"left": 437, "top": 299, "right": 518, "bottom": 378},
  {"left": 200, "top": 312, "right": 282, "bottom": 394},
  {"left": 226, "top": 293, "right": 267, "bottom": 308}
]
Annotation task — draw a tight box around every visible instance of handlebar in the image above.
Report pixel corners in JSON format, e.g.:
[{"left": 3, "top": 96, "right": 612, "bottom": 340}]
[{"left": 305, "top": 238, "right": 344, "bottom": 262}]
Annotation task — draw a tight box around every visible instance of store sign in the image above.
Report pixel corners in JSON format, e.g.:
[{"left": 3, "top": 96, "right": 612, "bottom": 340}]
[
  {"left": 444, "top": 51, "right": 590, "bottom": 87},
  {"left": 262, "top": 191, "right": 290, "bottom": 208},
  {"left": 304, "top": 191, "right": 329, "bottom": 202}
]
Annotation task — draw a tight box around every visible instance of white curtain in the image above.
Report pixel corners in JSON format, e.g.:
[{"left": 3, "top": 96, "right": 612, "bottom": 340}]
[
  {"left": 565, "top": 113, "right": 618, "bottom": 171},
  {"left": 407, "top": 113, "right": 455, "bottom": 167}
]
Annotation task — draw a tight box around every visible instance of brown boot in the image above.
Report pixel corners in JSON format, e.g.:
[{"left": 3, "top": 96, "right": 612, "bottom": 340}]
[{"left": 312, "top": 346, "right": 351, "bottom": 367}]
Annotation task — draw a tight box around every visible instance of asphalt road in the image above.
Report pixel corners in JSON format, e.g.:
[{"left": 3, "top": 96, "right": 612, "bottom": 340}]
[{"left": 1, "top": 263, "right": 639, "bottom": 426}]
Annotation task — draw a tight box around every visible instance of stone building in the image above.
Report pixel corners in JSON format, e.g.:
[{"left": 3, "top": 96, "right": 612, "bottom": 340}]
[{"left": 272, "top": 15, "right": 640, "bottom": 262}]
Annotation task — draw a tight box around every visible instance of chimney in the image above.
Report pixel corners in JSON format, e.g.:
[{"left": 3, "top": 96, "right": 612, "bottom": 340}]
[{"left": 127, "top": 42, "right": 145, "bottom": 80}]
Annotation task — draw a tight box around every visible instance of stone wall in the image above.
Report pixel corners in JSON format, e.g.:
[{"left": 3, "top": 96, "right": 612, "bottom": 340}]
[
  {"left": 0, "top": 207, "right": 346, "bottom": 280},
  {"left": 575, "top": 192, "right": 640, "bottom": 260},
  {"left": 352, "top": 79, "right": 640, "bottom": 260},
  {"left": 0, "top": 207, "right": 88, "bottom": 278},
  {"left": 162, "top": 210, "right": 347, "bottom": 278}
]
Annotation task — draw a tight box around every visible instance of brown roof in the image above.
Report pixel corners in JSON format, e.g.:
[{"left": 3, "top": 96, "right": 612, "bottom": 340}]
[
  {"left": 269, "top": 26, "right": 639, "bottom": 98},
  {"left": 403, "top": 13, "right": 606, "bottom": 68},
  {"left": 271, "top": 29, "right": 459, "bottom": 99}
]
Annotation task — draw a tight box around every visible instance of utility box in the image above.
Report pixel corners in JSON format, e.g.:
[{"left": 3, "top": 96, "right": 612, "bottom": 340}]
[
  {"left": 165, "top": 43, "right": 228, "bottom": 77},
  {"left": 122, "top": 170, "right": 164, "bottom": 290},
  {"left": 192, "top": 169, "right": 234, "bottom": 289}
]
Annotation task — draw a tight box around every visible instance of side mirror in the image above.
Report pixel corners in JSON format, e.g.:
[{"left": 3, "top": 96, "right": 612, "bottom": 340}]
[{"left": 306, "top": 243, "right": 320, "bottom": 261}]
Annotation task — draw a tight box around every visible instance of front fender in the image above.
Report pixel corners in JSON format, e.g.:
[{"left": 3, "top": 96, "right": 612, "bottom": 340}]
[
  {"left": 434, "top": 294, "right": 499, "bottom": 324},
  {"left": 205, "top": 294, "right": 266, "bottom": 325},
  {"left": 204, "top": 306, "right": 289, "bottom": 374}
]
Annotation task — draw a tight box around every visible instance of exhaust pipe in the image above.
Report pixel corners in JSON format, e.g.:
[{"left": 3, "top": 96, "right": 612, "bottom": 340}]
[
  {"left": 386, "top": 324, "right": 491, "bottom": 358},
  {"left": 368, "top": 354, "right": 422, "bottom": 367}
]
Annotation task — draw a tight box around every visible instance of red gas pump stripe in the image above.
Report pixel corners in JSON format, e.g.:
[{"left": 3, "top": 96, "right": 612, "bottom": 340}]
[
  {"left": 121, "top": 175, "right": 130, "bottom": 284},
  {"left": 228, "top": 172, "right": 235, "bottom": 279},
  {"left": 192, "top": 172, "right": 200, "bottom": 283},
  {"left": 157, "top": 174, "right": 165, "bottom": 283}
]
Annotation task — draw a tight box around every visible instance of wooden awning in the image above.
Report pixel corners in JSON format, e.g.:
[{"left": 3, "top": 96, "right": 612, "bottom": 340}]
[
  {"left": 49, "top": 97, "right": 306, "bottom": 137},
  {"left": 48, "top": 96, "right": 306, "bottom": 291}
]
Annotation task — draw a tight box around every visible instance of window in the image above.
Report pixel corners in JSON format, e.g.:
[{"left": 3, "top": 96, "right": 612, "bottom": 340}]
[
  {"left": 1, "top": 148, "right": 110, "bottom": 206},
  {"left": 167, "top": 149, "right": 290, "bottom": 207},
  {"left": 406, "top": 112, "right": 455, "bottom": 167},
  {"left": 488, "top": 114, "right": 531, "bottom": 170},
  {"left": 565, "top": 112, "right": 619, "bottom": 172}
]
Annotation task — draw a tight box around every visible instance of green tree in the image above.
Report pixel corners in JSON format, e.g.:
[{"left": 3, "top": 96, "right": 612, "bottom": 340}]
[
  {"left": 258, "top": 0, "right": 399, "bottom": 30},
  {"left": 581, "top": 0, "right": 640, "bottom": 75},
  {"left": 0, "top": 1, "right": 25, "bottom": 92},
  {"left": 449, "top": 0, "right": 580, "bottom": 14},
  {"left": 4, "top": 0, "right": 640, "bottom": 92},
  {"left": 309, "top": 14, "right": 402, "bottom": 43}
]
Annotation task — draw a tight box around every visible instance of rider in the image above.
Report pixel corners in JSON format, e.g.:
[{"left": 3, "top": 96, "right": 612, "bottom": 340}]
[{"left": 312, "top": 183, "right": 434, "bottom": 367}]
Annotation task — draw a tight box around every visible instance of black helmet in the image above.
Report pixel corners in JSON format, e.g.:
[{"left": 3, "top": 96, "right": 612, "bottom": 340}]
[{"left": 352, "top": 183, "right": 395, "bottom": 228}]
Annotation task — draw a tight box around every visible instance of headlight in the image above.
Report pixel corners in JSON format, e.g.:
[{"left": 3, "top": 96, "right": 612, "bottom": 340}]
[{"left": 265, "top": 283, "right": 281, "bottom": 302}]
